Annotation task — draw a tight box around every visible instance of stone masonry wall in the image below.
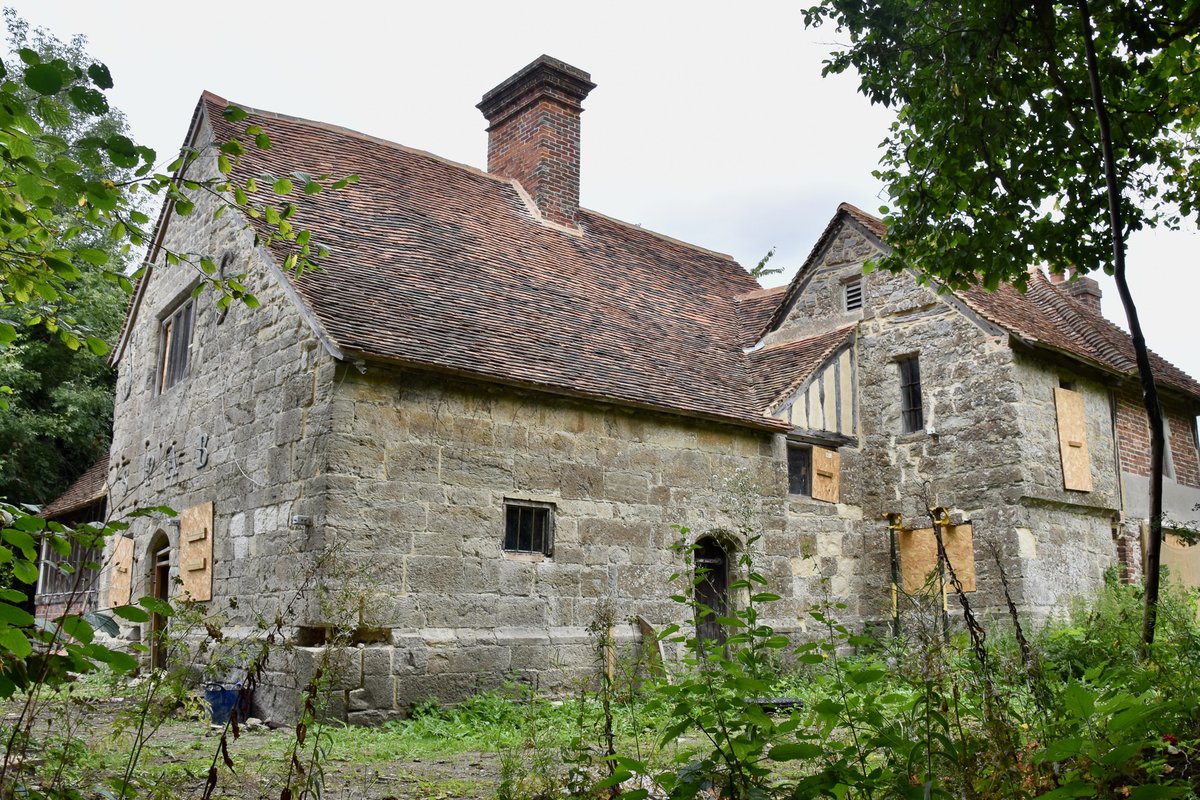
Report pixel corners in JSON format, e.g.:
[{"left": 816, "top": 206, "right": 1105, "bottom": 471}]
[
  {"left": 770, "top": 219, "right": 1124, "bottom": 623},
  {"left": 761, "top": 222, "right": 872, "bottom": 348},
  {"left": 286, "top": 366, "right": 816, "bottom": 723},
  {"left": 105, "top": 118, "right": 339, "bottom": 669}
]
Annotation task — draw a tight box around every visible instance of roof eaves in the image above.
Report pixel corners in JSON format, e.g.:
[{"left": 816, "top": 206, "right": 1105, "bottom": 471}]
[{"left": 342, "top": 346, "right": 790, "bottom": 434}]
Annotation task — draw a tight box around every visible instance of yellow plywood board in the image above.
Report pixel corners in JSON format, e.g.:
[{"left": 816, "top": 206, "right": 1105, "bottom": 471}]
[
  {"left": 811, "top": 445, "right": 840, "bottom": 503},
  {"left": 179, "top": 501, "right": 214, "bottom": 602},
  {"left": 899, "top": 524, "right": 976, "bottom": 594},
  {"left": 1055, "top": 387, "right": 1093, "bottom": 492},
  {"left": 107, "top": 535, "right": 133, "bottom": 608},
  {"left": 1162, "top": 532, "right": 1200, "bottom": 587}
]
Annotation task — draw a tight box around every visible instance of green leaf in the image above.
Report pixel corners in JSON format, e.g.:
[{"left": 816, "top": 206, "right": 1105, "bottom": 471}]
[
  {"left": 255, "top": 133, "right": 272, "bottom": 150},
  {"left": 112, "top": 605, "right": 150, "bottom": 623},
  {"left": 768, "top": 742, "right": 824, "bottom": 761},
  {"left": 68, "top": 86, "right": 108, "bottom": 116},
  {"left": 77, "top": 248, "right": 109, "bottom": 266},
  {"left": 0, "top": 628, "right": 32, "bottom": 659},
  {"left": 85, "top": 337, "right": 109, "bottom": 356},
  {"left": 1062, "top": 681, "right": 1095, "bottom": 719},
  {"left": 12, "top": 560, "right": 39, "bottom": 585},
  {"left": 223, "top": 105, "right": 249, "bottom": 123},
  {"left": 87, "top": 62, "right": 113, "bottom": 89},
  {"left": 0, "top": 589, "right": 26, "bottom": 603},
  {"left": 59, "top": 615, "right": 95, "bottom": 644},
  {"left": 1033, "top": 782, "right": 1097, "bottom": 799},
  {"left": 1037, "top": 737, "right": 1084, "bottom": 762},
  {"left": 273, "top": 177, "right": 293, "bottom": 195},
  {"left": 0, "top": 602, "right": 34, "bottom": 627},
  {"left": 3, "top": 528, "right": 36, "bottom": 554},
  {"left": 12, "top": 514, "right": 45, "bottom": 532},
  {"left": 848, "top": 668, "right": 886, "bottom": 685},
  {"left": 24, "top": 63, "right": 64, "bottom": 95},
  {"left": 138, "top": 596, "right": 174, "bottom": 618}
]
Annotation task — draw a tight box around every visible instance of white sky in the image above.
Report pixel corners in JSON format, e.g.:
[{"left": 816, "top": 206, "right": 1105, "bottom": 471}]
[{"left": 11, "top": 1, "right": 1200, "bottom": 383}]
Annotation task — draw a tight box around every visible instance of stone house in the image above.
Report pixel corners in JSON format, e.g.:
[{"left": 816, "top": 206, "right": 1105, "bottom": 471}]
[{"left": 35, "top": 55, "right": 1200, "bottom": 722}]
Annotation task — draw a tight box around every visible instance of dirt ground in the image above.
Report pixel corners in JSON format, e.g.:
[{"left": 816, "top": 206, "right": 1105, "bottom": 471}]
[{"left": 4, "top": 693, "right": 507, "bottom": 799}]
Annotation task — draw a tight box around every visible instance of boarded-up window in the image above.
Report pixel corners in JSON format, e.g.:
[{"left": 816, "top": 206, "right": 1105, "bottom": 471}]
[
  {"left": 1054, "top": 387, "right": 1093, "bottom": 491},
  {"left": 108, "top": 535, "right": 134, "bottom": 608},
  {"left": 899, "top": 524, "right": 976, "bottom": 593},
  {"left": 180, "top": 501, "right": 214, "bottom": 601},
  {"left": 811, "top": 445, "right": 840, "bottom": 503}
]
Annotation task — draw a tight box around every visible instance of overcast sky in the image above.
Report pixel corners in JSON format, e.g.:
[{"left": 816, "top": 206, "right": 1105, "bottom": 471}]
[{"left": 11, "top": 1, "right": 1200, "bottom": 383}]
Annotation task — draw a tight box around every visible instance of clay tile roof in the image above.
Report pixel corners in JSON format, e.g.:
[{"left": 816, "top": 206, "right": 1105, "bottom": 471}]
[
  {"left": 838, "top": 202, "right": 886, "bottom": 238},
  {"left": 832, "top": 205, "right": 1200, "bottom": 402},
  {"left": 41, "top": 456, "right": 108, "bottom": 519},
  {"left": 199, "top": 95, "right": 784, "bottom": 428},
  {"left": 734, "top": 286, "right": 787, "bottom": 347},
  {"left": 747, "top": 326, "right": 856, "bottom": 411},
  {"left": 958, "top": 272, "right": 1200, "bottom": 398}
]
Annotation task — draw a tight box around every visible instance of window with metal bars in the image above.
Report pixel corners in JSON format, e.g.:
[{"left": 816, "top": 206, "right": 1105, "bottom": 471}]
[
  {"left": 503, "top": 500, "right": 554, "bottom": 556},
  {"left": 787, "top": 445, "right": 812, "bottom": 496},
  {"left": 844, "top": 277, "right": 863, "bottom": 311},
  {"left": 159, "top": 298, "right": 195, "bottom": 392},
  {"left": 898, "top": 356, "right": 924, "bottom": 433}
]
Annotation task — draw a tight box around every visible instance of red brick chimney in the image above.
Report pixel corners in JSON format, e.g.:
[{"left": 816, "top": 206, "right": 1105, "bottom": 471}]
[
  {"left": 478, "top": 55, "right": 595, "bottom": 228},
  {"left": 1049, "top": 268, "right": 1103, "bottom": 314}
]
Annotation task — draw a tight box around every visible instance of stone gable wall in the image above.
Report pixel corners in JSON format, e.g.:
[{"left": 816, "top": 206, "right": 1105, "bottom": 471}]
[
  {"left": 761, "top": 223, "right": 874, "bottom": 347},
  {"left": 105, "top": 119, "right": 338, "bottom": 645}
]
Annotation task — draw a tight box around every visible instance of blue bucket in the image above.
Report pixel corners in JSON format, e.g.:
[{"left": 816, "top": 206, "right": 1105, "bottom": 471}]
[{"left": 204, "top": 683, "right": 250, "bottom": 725}]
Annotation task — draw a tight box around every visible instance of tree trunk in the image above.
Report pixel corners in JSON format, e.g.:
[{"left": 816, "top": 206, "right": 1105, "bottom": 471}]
[{"left": 1076, "top": 0, "right": 1166, "bottom": 656}]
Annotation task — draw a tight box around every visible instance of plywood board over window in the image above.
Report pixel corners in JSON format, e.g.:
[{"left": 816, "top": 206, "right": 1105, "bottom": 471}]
[
  {"left": 107, "top": 535, "right": 134, "bottom": 607},
  {"left": 899, "top": 524, "right": 976, "bottom": 594},
  {"left": 811, "top": 446, "right": 840, "bottom": 503},
  {"left": 179, "top": 501, "right": 214, "bottom": 601},
  {"left": 1055, "top": 387, "right": 1093, "bottom": 491}
]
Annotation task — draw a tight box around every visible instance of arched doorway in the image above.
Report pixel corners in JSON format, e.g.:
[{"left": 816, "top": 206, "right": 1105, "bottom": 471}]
[
  {"left": 693, "top": 536, "right": 730, "bottom": 647},
  {"left": 147, "top": 533, "right": 171, "bottom": 670}
]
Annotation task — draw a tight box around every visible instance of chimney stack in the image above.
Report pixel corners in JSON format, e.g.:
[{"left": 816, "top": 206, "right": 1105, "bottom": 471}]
[
  {"left": 1049, "top": 268, "right": 1103, "bottom": 314},
  {"left": 1064, "top": 276, "right": 1102, "bottom": 314},
  {"left": 478, "top": 55, "right": 595, "bottom": 228}
]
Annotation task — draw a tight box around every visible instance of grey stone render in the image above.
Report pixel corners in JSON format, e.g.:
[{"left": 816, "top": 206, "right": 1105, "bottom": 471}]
[{"left": 93, "top": 84, "right": 1200, "bottom": 724}]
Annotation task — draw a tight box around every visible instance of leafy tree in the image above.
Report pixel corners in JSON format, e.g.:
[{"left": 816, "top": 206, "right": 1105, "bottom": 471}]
[
  {"left": 0, "top": 11, "right": 355, "bottom": 759},
  {"left": 804, "top": 0, "right": 1200, "bottom": 650},
  {"left": 0, "top": 12, "right": 128, "bottom": 504}
]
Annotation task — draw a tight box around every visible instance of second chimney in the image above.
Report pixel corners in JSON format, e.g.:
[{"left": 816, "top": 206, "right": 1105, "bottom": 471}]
[{"left": 478, "top": 55, "right": 595, "bottom": 228}]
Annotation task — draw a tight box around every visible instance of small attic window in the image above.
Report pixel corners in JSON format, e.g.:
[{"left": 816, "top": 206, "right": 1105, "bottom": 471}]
[{"left": 844, "top": 277, "right": 863, "bottom": 311}]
